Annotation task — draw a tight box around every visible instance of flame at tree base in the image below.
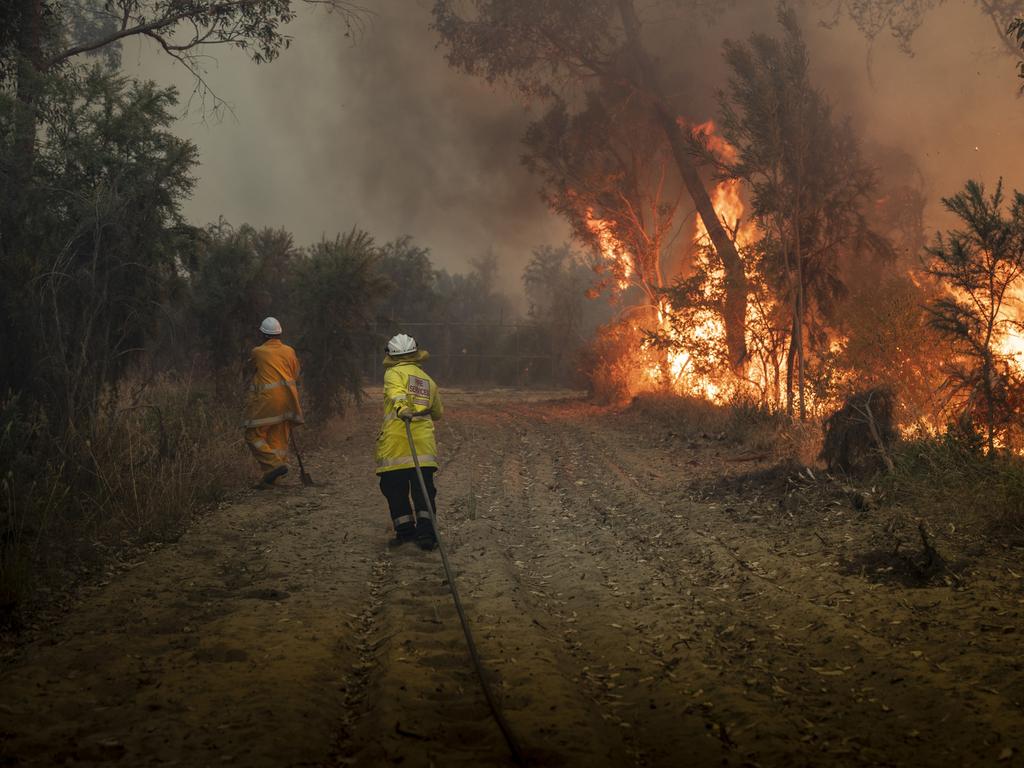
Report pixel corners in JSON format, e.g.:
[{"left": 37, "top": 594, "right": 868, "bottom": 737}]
[{"left": 584, "top": 120, "right": 1024, "bottom": 440}]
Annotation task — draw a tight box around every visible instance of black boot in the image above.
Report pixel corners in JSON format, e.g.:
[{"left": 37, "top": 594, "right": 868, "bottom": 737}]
[
  {"left": 260, "top": 465, "right": 288, "bottom": 486},
  {"left": 389, "top": 514, "right": 416, "bottom": 547},
  {"left": 394, "top": 522, "right": 416, "bottom": 545},
  {"left": 415, "top": 514, "right": 437, "bottom": 551}
]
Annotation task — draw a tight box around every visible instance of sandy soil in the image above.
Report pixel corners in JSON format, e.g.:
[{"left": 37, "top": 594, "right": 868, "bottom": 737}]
[{"left": 2, "top": 390, "right": 1023, "bottom": 767}]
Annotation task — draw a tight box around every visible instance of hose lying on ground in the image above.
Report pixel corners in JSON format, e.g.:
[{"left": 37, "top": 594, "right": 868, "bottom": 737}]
[{"left": 403, "top": 415, "right": 526, "bottom": 766}]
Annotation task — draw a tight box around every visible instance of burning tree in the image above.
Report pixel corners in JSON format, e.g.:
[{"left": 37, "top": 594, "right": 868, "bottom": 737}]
[
  {"left": 652, "top": 237, "right": 792, "bottom": 405},
  {"left": 926, "top": 179, "right": 1024, "bottom": 454},
  {"left": 837, "top": 273, "right": 947, "bottom": 430},
  {"left": 431, "top": 0, "right": 750, "bottom": 369},
  {"left": 522, "top": 86, "right": 686, "bottom": 307},
  {"left": 689, "top": 7, "right": 891, "bottom": 418}
]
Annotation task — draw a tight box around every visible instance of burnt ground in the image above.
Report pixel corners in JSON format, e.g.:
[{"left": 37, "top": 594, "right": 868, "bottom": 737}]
[{"left": 1, "top": 390, "right": 1023, "bottom": 767}]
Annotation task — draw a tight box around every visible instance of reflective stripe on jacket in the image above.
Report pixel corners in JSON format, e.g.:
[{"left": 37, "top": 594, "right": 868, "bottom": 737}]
[
  {"left": 375, "top": 359, "right": 443, "bottom": 474},
  {"left": 244, "top": 339, "right": 304, "bottom": 428}
]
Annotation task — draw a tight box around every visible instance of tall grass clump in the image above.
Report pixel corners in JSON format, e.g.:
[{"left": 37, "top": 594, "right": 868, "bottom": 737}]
[
  {"left": 887, "top": 434, "right": 1024, "bottom": 532},
  {"left": 0, "top": 396, "right": 70, "bottom": 618},
  {"left": 0, "top": 380, "right": 246, "bottom": 626},
  {"left": 627, "top": 392, "right": 820, "bottom": 464}
]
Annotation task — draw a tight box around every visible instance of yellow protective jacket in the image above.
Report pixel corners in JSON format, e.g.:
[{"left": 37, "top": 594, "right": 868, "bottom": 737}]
[
  {"left": 244, "top": 339, "right": 304, "bottom": 428},
  {"left": 375, "top": 355, "right": 443, "bottom": 474}
]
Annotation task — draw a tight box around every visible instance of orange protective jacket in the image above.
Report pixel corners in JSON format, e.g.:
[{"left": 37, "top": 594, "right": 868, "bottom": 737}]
[{"left": 244, "top": 339, "right": 304, "bottom": 428}]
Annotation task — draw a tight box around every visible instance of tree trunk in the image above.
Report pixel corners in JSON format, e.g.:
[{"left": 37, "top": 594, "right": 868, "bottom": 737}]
[
  {"left": 4, "top": 0, "right": 44, "bottom": 258},
  {"left": 785, "top": 313, "right": 797, "bottom": 418},
  {"left": 983, "top": 351, "right": 995, "bottom": 455},
  {"left": 771, "top": 344, "right": 781, "bottom": 411},
  {"left": 13, "top": 0, "right": 42, "bottom": 163},
  {"left": 616, "top": 0, "right": 748, "bottom": 370},
  {"left": 795, "top": 219, "right": 806, "bottom": 421}
]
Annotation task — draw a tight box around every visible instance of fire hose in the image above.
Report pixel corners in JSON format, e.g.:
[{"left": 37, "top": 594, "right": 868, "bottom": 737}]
[{"left": 402, "top": 412, "right": 526, "bottom": 766}]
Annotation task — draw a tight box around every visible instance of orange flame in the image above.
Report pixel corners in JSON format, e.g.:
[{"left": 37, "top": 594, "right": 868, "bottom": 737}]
[
  {"left": 584, "top": 208, "right": 633, "bottom": 291},
  {"left": 643, "top": 121, "right": 760, "bottom": 402},
  {"left": 593, "top": 121, "right": 1024, "bottom": 425},
  {"left": 998, "top": 287, "right": 1024, "bottom": 364},
  {"left": 589, "top": 120, "right": 811, "bottom": 409}
]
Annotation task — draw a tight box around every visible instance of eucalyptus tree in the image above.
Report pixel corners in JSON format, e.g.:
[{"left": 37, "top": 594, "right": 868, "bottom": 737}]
[
  {"left": 694, "top": 7, "right": 890, "bottom": 418},
  {"left": 522, "top": 86, "right": 685, "bottom": 308},
  {"left": 432, "top": 0, "right": 750, "bottom": 369}
]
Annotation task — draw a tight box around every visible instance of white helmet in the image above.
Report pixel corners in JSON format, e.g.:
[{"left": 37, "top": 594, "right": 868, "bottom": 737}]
[
  {"left": 260, "top": 317, "right": 282, "bottom": 336},
  {"left": 386, "top": 333, "right": 417, "bottom": 356}
]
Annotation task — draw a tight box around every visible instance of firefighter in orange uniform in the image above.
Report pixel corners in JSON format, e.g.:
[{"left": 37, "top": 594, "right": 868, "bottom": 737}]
[{"left": 244, "top": 317, "right": 304, "bottom": 487}]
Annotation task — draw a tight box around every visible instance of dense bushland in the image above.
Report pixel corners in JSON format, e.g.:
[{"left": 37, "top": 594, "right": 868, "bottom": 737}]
[{"left": 0, "top": 22, "right": 604, "bottom": 622}]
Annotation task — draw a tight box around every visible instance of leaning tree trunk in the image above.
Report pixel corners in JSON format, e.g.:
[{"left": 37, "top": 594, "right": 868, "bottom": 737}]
[{"left": 616, "top": 0, "right": 748, "bottom": 370}]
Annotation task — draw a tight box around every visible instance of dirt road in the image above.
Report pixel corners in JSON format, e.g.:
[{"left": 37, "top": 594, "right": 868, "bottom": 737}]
[{"left": 2, "top": 390, "right": 1023, "bottom": 766}]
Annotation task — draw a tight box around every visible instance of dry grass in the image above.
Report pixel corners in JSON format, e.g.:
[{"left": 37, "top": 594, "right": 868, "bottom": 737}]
[
  {"left": 627, "top": 392, "right": 821, "bottom": 465},
  {"left": 87, "top": 381, "right": 246, "bottom": 539},
  {"left": 885, "top": 435, "right": 1024, "bottom": 536},
  {"left": 0, "top": 379, "right": 248, "bottom": 626},
  {"left": 580, "top": 319, "right": 663, "bottom": 405}
]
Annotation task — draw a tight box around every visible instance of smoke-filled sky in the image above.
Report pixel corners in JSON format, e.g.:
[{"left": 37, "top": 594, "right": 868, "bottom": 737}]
[
  {"left": 123, "top": 0, "right": 1024, "bottom": 296},
  {"left": 124, "top": 0, "right": 569, "bottom": 293}
]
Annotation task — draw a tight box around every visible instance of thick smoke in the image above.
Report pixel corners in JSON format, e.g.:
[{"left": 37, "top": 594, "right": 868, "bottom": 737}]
[
  {"left": 124, "top": 0, "right": 1024, "bottom": 296},
  {"left": 123, "top": 0, "right": 569, "bottom": 296},
  {"left": 801, "top": 1, "right": 1024, "bottom": 234},
  {"left": 652, "top": 0, "right": 1024, "bottom": 238}
]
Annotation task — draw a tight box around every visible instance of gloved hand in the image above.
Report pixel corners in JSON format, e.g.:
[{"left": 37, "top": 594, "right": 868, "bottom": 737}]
[{"left": 397, "top": 406, "right": 413, "bottom": 422}]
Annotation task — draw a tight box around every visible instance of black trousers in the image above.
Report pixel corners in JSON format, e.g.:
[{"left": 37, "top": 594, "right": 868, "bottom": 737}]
[{"left": 379, "top": 467, "right": 436, "bottom": 528}]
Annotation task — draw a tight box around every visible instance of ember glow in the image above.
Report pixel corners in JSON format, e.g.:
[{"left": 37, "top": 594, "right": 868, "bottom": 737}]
[
  {"left": 998, "top": 288, "right": 1024, "bottom": 365},
  {"left": 638, "top": 122, "right": 768, "bottom": 403},
  {"left": 585, "top": 209, "right": 633, "bottom": 291},
  {"left": 586, "top": 121, "right": 816, "bottom": 409}
]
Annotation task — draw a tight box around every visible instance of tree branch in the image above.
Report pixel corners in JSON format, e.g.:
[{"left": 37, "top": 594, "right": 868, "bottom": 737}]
[{"left": 48, "top": 0, "right": 266, "bottom": 67}]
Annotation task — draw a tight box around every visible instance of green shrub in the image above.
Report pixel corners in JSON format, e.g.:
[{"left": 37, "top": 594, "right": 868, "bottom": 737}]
[{"left": 292, "top": 230, "right": 391, "bottom": 419}]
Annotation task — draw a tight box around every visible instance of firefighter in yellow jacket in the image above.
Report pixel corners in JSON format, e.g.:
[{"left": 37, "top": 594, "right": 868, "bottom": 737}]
[
  {"left": 376, "top": 333, "right": 444, "bottom": 549},
  {"left": 245, "top": 317, "right": 304, "bottom": 487}
]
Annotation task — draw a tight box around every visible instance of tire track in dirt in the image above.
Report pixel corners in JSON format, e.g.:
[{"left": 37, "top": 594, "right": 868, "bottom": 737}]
[
  {"left": 476, "top": 426, "right": 641, "bottom": 765},
  {"left": 336, "top": 396, "right": 640, "bottom": 766},
  {"left": 506, "top": 416, "right": 729, "bottom": 766},
  {"left": 334, "top": 542, "right": 510, "bottom": 767},
  {"left": 489, "top": 404, "right": 750, "bottom": 766},
  {"left": 496, "top": 398, "right": 1023, "bottom": 766},
  {"left": 331, "top": 402, "right": 517, "bottom": 767},
  {"left": 567, "top": 407, "right": 1024, "bottom": 764}
]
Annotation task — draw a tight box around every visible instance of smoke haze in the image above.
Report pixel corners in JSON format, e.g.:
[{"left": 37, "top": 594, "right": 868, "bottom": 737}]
[
  {"left": 123, "top": 0, "right": 569, "bottom": 298},
  {"left": 123, "top": 0, "right": 1024, "bottom": 296}
]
